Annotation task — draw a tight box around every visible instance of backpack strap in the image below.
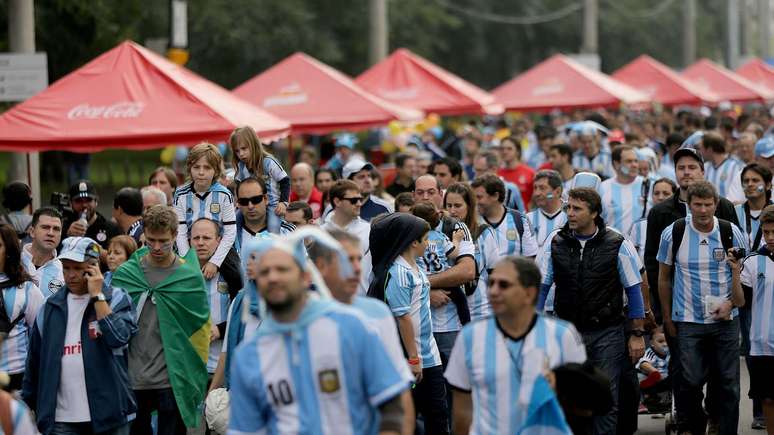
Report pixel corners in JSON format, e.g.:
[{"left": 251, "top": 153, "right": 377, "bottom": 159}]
[
  {"left": 0, "top": 390, "right": 13, "bottom": 435},
  {"left": 717, "top": 219, "right": 734, "bottom": 254},
  {"left": 671, "top": 218, "right": 687, "bottom": 265},
  {"left": 507, "top": 209, "right": 525, "bottom": 255}
]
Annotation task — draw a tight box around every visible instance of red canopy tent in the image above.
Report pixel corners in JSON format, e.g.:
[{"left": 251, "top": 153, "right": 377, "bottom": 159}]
[
  {"left": 355, "top": 48, "right": 503, "bottom": 116},
  {"left": 612, "top": 55, "right": 720, "bottom": 106},
  {"left": 0, "top": 41, "right": 290, "bottom": 152},
  {"left": 492, "top": 54, "right": 648, "bottom": 112},
  {"left": 233, "top": 52, "right": 422, "bottom": 134},
  {"left": 735, "top": 58, "right": 774, "bottom": 93},
  {"left": 681, "top": 58, "right": 773, "bottom": 104}
]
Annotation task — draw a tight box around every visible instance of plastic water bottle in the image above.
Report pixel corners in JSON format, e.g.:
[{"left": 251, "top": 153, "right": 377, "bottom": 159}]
[{"left": 79, "top": 211, "right": 88, "bottom": 228}]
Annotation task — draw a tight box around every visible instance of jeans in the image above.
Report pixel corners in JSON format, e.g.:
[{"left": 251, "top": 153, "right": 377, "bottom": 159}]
[
  {"left": 131, "top": 388, "right": 186, "bottom": 435},
  {"left": 412, "top": 365, "right": 450, "bottom": 435},
  {"left": 581, "top": 323, "right": 625, "bottom": 435},
  {"left": 433, "top": 331, "right": 458, "bottom": 369},
  {"left": 676, "top": 319, "right": 740, "bottom": 435},
  {"left": 51, "top": 422, "right": 131, "bottom": 435}
]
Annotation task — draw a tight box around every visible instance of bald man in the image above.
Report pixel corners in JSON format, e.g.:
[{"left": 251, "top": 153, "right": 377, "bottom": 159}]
[{"left": 290, "top": 163, "right": 323, "bottom": 219}]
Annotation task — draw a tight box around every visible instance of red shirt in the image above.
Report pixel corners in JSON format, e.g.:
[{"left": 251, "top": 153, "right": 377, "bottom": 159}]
[
  {"left": 498, "top": 164, "right": 535, "bottom": 206},
  {"left": 290, "top": 186, "right": 323, "bottom": 218}
]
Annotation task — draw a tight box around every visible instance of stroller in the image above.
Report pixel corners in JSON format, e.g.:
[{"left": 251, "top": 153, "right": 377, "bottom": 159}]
[{"left": 639, "top": 370, "right": 677, "bottom": 433}]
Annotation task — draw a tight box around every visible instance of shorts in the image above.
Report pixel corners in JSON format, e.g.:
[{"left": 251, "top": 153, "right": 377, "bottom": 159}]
[{"left": 749, "top": 355, "right": 774, "bottom": 400}]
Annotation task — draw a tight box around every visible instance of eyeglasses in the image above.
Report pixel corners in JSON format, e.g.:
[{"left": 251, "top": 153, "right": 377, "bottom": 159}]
[
  {"left": 341, "top": 196, "right": 363, "bottom": 205},
  {"left": 237, "top": 195, "right": 264, "bottom": 206},
  {"left": 488, "top": 278, "right": 515, "bottom": 289}
]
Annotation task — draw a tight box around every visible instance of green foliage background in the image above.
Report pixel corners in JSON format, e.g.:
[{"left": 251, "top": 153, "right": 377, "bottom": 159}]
[{"left": 0, "top": 0, "right": 735, "bottom": 90}]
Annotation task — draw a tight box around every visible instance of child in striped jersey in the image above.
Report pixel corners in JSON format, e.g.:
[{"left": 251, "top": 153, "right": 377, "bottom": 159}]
[
  {"left": 173, "top": 142, "right": 237, "bottom": 279},
  {"left": 229, "top": 126, "right": 290, "bottom": 234}
]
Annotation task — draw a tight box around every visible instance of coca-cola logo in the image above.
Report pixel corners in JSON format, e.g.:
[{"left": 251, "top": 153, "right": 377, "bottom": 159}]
[{"left": 67, "top": 101, "right": 145, "bottom": 120}]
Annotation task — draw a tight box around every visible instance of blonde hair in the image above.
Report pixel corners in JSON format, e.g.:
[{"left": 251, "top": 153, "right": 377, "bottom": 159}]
[
  {"left": 186, "top": 142, "right": 224, "bottom": 183},
  {"left": 108, "top": 235, "right": 138, "bottom": 258},
  {"left": 143, "top": 205, "right": 178, "bottom": 235},
  {"left": 229, "top": 126, "right": 273, "bottom": 177}
]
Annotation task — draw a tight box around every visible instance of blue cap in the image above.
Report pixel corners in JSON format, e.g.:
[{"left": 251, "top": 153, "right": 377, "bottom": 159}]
[
  {"left": 569, "top": 172, "right": 602, "bottom": 191},
  {"left": 335, "top": 133, "right": 358, "bottom": 149},
  {"left": 755, "top": 136, "right": 774, "bottom": 158},
  {"left": 58, "top": 237, "right": 101, "bottom": 263}
]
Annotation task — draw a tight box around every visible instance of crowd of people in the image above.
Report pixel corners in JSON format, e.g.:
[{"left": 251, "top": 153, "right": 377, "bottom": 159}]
[{"left": 0, "top": 106, "right": 772, "bottom": 435}]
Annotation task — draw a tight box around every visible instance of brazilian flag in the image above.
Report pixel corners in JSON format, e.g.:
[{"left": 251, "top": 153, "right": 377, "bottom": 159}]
[{"left": 112, "top": 247, "right": 211, "bottom": 428}]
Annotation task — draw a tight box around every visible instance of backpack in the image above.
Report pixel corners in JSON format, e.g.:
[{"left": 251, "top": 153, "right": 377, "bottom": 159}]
[{"left": 670, "top": 217, "right": 734, "bottom": 264}]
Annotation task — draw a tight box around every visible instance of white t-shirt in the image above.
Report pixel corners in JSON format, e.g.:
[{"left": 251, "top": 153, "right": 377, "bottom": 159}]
[{"left": 55, "top": 293, "right": 92, "bottom": 422}]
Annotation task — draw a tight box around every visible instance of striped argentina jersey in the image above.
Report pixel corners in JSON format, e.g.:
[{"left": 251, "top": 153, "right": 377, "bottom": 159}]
[
  {"left": 235, "top": 156, "right": 289, "bottom": 207},
  {"left": 636, "top": 348, "right": 669, "bottom": 378},
  {"left": 227, "top": 299, "right": 408, "bottom": 435},
  {"left": 350, "top": 296, "right": 414, "bottom": 384},
  {"left": 421, "top": 220, "right": 476, "bottom": 333},
  {"left": 205, "top": 272, "right": 231, "bottom": 374},
  {"left": 705, "top": 157, "right": 744, "bottom": 203},
  {"left": 627, "top": 218, "right": 648, "bottom": 263},
  {"left": 470, "top": 225, "right": 500, "bottom": 320},
  {"left": 656, "top": 216, "right": 748, "bottom": 323},
  {"left": 21, "top": 245, "right": 64, "bottom": 297},
  {"left": 173, "top": 181, "right": 236, "bottom": 267},
  {"left": 526, "top": 208, "right": 567, "bottom": 249},
  {"left": 444, "top": 314, "right": 586, "bottom": 435},
  {"left": 484, "top": 209, "right": 539, "bottom": 258},
  {"left": 572, "top": 147, "right": 613, "bottom": 179},
  {"left": 0, "top": 275, "right": 44, "bottom": 374},
  {"left": 384, "top": 256, "right": 442, "bottom": 368},
  {"left": 598, "top": 176, "right": 650, "bottom": 235},
  {"left": 236, "top": 220, "right": 295, "bottom": 253},
  {"left": 735, "top": 203, "right": 772, "bottom": 251},
  {"left": 741, "top": 251, "right": 774, "bottom": 356}
]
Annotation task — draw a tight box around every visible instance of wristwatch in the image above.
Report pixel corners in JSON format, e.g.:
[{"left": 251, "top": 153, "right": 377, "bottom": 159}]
[
  {"left": 91, "top": 293, "right": 107, "bottom": 303},
  {"left": 630, "top": 329, "right": 646, "bottom": 337}
]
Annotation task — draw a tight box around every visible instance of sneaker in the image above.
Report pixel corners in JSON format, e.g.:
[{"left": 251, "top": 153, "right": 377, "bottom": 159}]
[{"left": 751, "top": 417, "right": 767, "bottom": 430}]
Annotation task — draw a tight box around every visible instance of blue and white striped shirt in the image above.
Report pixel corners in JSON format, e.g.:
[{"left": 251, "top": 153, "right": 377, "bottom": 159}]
[
  {"left": 206, "top": 272, "right": 231, "bottom": 374},
  {"left": 0, "top": 275, "right": 44, "bottom": 374},
  {"left": 21, "top": 245, "right": 64, "bottom": 297},
  {"left": 526, "top": 209, "right": 567, "bottom": 249},
  {"left": 227, "top": 299, "right": 408, "bottom": 435},
  {"left": 444, "top": 315, "right": 586, "bottom": 435},
  {"left": 235, "top": 156, "right": 289, "bottom": 207},
  {"left": 705, "top": 157, "right": 744, "bottom": 203},
  {"left": 384, "top": 256, "right": 442, "bottom": 368},
  {"left": 735, "top": 203, "right": 771, "bottom": 251},
  {"left": 470, "top": 225, "right": 500, "bottom": 321},
  {"left": 741, "top": 251, "right": 774, "bottom": 356},
  {"left": 627, "top": 218, "right": 648, "bottom": 263},
  {"left": 573, "top": 147, "right": 613, "bottom": 179},
  {"left": 485, "top": 209, "right": 539, "bottom": 259},
  {"left": 417, "top": 229, "right": 459, "bottom": 333},
  {"left": 173, "top": 181, "right": 236, "bottom": 267},
  {"left": 599, "top": 176, "right": 650, "bottom": 235},
  {"left": 657, "top": 216, "right": 748, "bottom": 323}
]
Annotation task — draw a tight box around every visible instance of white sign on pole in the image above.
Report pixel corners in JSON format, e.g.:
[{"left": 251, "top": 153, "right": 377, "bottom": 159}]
[
  {"left": 171, "top": 0, "right": 188, "bottom": 48},
  {"left": 0, "top": 52, "right": 48, "bottom": 102}
]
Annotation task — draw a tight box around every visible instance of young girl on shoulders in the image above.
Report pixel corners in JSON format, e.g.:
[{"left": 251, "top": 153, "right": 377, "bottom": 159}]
[{"left": 229, "top": 126, "right": 290, "bottom": 234}]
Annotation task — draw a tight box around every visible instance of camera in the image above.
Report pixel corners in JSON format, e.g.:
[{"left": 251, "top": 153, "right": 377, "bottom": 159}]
[
  {"left": 50, "top": 192, "right": 72, "bottom": 214},
  {"left": 729, "top": 247, "right": 746, "bottom": 260}
]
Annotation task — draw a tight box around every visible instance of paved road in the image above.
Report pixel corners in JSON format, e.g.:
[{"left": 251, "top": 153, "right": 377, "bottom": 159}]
[{"left": 637, "top": 357, "right": 762, "bottom": 434}]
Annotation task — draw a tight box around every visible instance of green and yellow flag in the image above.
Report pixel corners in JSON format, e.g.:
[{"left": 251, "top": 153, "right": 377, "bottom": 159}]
[{"left": 112, "top": 247, "right": 211, "bottom": 428}]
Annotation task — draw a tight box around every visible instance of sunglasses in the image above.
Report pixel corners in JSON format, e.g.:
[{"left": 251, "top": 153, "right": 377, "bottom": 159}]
[
  {"left": 237, "top": 195, "right": 264, "bottom": 206},
  {"left": 341, "top": 196, "right": 363, "bottom": 205}
]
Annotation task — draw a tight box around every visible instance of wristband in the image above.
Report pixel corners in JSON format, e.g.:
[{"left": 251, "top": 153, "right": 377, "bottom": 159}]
[{"left": 407, "top": 357, "right": 420, "bottom": 366}]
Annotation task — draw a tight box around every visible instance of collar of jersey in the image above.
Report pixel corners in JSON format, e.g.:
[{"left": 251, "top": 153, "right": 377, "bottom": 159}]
[{"left": 257, "top": 297, "right": 337, "bottom": 336}]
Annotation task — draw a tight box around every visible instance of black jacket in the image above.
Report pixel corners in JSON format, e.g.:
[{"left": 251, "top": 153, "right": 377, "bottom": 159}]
[
  {"left": 643, "top": 189, "right": 739, "bottom": 319},
  {"left": 551, "top": 219, "right": 626, "bottom": 332}
]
